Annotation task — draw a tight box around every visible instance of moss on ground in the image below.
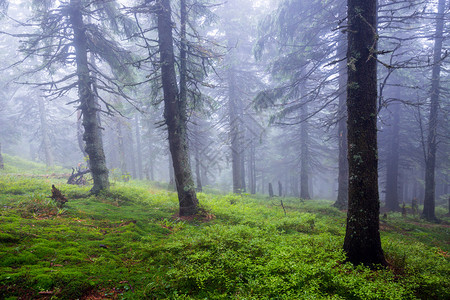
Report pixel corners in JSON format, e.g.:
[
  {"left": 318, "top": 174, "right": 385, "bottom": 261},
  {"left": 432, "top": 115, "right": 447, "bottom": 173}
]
[{"left": 0, "top": 157, "right": 449, "bottom": 299}]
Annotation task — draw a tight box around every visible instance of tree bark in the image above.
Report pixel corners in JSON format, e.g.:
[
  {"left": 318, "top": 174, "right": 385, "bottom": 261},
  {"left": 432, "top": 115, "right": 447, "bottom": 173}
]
[
  {"left": 422, "top": 0, "right": 445, "bottom": 222},
  {"left": 385, "top": 102, "right": 401, "bottom": 211},
  {"left": 334, "top": 32, "right": 348, "bottom": 210},
  {"left": 69, "top": 0, "right": 109, "bottom": 194},
  {"left": 343, "top": 0, "right": 387, "bottom": 267},
  {"left": 157, "top": 0, "right": 198, "bottom": 216},
  {"left": 37, "top": 97, "right": 54, "bottom": 167}
]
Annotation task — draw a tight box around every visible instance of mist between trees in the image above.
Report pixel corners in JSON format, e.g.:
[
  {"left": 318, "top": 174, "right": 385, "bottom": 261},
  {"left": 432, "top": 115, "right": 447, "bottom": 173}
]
[{"left": 0, "top": 0, "right": 449, "bottom": 265}]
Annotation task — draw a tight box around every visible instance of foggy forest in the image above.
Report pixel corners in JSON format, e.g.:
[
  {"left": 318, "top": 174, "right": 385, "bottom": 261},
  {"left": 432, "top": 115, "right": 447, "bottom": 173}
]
[{"left": 0, "top": 0, "right": 449, "bottom": 299}]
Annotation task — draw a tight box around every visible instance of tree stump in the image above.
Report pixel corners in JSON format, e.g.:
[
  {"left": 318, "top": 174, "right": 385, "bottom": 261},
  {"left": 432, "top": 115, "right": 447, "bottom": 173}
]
[{"left": 51, "top": 185, "right": 68, "bottom": 208}]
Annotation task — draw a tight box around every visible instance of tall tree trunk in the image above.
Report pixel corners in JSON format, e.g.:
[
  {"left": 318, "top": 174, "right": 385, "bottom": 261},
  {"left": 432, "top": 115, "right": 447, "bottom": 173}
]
[
  {"left": 37, "top": 97, "right": 54, "bottom": 167},
  {"left": 291, "top": 170, "right": 299, "bottom": 197},
  {"left": 385, "top": 102, "right": 401, "bottom": 211},
  {"left": 0, "top": 142, "right": 4, "bottom": 169},
  {"left": 157, "top": 0, "right": 198, "bottom": 216},
  {"left": 116, "top": 118, "right": 127, "bottom": 176},
  {"left": 249, "top": 141, "right": 256, "bottom": 194},
  {"left": 228, "top": 64, "right": 243, "bottom": 193},
  {"left": 193, "top": 117, "right": 203, "bottom": 192},
  {"left": 241, "top": 149, "right": 246, "bottom": 192},
  {"left": 127, "top": 127, "right": 137, "bottom": 178},
  {"left": 69, "top": 0, "right": 109, "bottom": 194},
  {"left": 135, "top": 115, "right": 143, "bottom": 179},
  {"left": 334, "top": 31, "right": 348, "bottom": 209},
  {"left": 343, "top": 0, "right": 386, "bottom": 267},
  {"left": 423, "top": 0, "right": 445, "bottom": 222},
  {"left": 300, "top": 103, "right": 311, "bottom": 199}
]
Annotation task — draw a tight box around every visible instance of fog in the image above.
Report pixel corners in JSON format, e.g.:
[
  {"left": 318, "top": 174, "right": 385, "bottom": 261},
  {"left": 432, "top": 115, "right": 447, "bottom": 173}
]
[{"left": 0, "top": 0, "right": 448, "bottom": 210}]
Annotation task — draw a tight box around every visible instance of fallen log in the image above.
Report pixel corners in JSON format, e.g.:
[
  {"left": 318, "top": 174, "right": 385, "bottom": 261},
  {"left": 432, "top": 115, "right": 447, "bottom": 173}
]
[{"left": 67, "top": 167, "right": 90, "bottom": 185}]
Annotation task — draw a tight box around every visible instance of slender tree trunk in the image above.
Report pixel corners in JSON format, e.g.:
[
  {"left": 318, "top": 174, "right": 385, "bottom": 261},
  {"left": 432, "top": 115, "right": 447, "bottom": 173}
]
[
  {"left": 127, "top": 127, "right": 137, "bottom": 178},
  {"left": 37, "top": 97, "right": 54, "bottom": 167},
  {"left": 228, "top": 65, "right": 243, "bottom": 194},
  {"left": 193, "top": 118, "right": 203, "bottom": 192},
  {"left": 157, "top": 0, "right": 198, "bottom": 216},
  {"left": 135, "top": 115, "right": 143, "bottom": 179},
  {"left": 292, "top": 170, "right": 299, "bottom": 197},
  {"left": 300, "top": 103, "right": 310, "bottom": 199},
  {"left": 385, "top": 102, "right": 401, "bottom": 211},
  {"left": 116, "top": 118, "right": 127, "bottom": 176},
  {"left": 343, "top": 0, "right": 386, "bottom": 267},
  {"left": 249, "top": 141, "right": 256, "bottom": 194},
  {"left": 241, "top": 149, "right": 246, "bottom": 192},
  {"left": 69, "top": 0, "right": 109, "bottom": 194},
  {"left": 398, "top": 170, "right": 404, "bottom": 205},
  {"left": 0, "top": 142, "right": 4, "bottom": 169},
  {"left": 334, "top": 32, "right": 348, "bottom": 209},
  {"left": 76, "top": 110, "right": 87, "bottom": 157},
  {"left": 423, "top": 0, "right": 445, "bottom": 222}
]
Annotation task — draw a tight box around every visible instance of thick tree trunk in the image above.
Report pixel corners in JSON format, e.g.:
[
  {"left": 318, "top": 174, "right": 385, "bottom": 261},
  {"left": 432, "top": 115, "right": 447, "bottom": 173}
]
[
  {"left": 385, "top": 102, "right": 401, "bottom": 211},
  {"left": 334, "top": 33, "right": 348, "bottom": 210},
  {"left": 135, "top": 115, "right": 143, "bottom": 179},
  {"left": 37, "top": 97, "right": 54, "bottom": 167},
  {"left": 300, "top": 104, "right": 311, "bottom": 199},
  {"left": 343, "top": 0, "right": 386, "bottom": 267},
  {"left": 69, "top": 0, "right": 109, "bottom": 194},
  {"left": 157, "top": 0, "right": 198, "bottom": 216},
  {"left": 423, "top": 0, "right": 445, "bottom": 222},
  {"left": 0, "top": 142, "right": 4, "bottom": 169}
]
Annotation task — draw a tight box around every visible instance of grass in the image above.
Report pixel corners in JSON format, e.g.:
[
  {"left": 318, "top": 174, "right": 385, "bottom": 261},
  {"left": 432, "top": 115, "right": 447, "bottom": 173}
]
[{"left": 0, "top": 156, "right": 449, "bottom": 299}]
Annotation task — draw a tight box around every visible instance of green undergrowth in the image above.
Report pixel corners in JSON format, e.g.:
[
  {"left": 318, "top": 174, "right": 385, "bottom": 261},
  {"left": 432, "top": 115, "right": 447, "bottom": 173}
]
[
  {"left": 0, "top": 159, "right": 449, "bottom": 299},
  {"left": 0, "top": 154, "right": 69, "bottom": 175}
]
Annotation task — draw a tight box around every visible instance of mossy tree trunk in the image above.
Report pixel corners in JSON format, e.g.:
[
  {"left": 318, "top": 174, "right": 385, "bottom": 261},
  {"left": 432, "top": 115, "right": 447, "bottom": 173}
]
[
  {"left": 422, "top": 0, "right": 445, "bottom": 222},
  {"left": 69, "top": 0, "right": 109, "bottom": 194},
  {"left": 343, "top": 0, "right": 387, "bottom": 267},
  {"left": 157, "top": 0, "right": 198, "bottom": 216}
]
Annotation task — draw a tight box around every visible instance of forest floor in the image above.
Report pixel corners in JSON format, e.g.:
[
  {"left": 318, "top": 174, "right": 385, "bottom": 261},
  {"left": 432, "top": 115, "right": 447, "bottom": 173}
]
[{"left": 0, "top": 154, "right": 449, "bottom": 299}]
